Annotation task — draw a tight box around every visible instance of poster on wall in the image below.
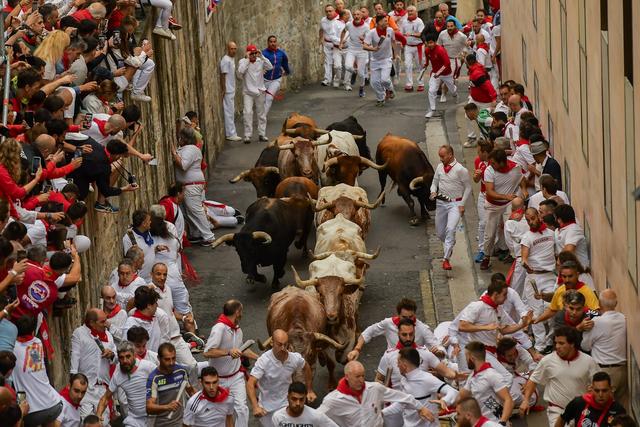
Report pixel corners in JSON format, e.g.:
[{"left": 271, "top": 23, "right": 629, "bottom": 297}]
[{"left": 632, "top": 350, "right": 640, "bottom": 419}]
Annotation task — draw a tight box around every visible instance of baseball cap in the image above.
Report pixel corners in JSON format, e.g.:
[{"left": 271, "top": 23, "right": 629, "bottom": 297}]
[
  {"left": 246, "top": 44, "right": 258, "bottom": 53},
  {"left": 530, "top": 141, "right": 548, "bottom": 155}
]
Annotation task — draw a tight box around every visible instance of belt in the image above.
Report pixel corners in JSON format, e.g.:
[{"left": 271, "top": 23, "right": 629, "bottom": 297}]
[
  {"left": 218, "top": 369, "right": 241, "bottom": 379},
  {"left": 183, "top": 181, "right": 206, "bottom": 186},
  {"left": 529, "top": 270, "right": 554, "bottom": 275},
  {"left": 599, "top": 363, "right": 626, "bottom": 368},
  {"left": 408, "top": 44, "right": 422, "bottom": 47}
]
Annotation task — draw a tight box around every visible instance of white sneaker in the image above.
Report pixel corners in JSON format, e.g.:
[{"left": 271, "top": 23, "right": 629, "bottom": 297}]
[
  {"left": 345, "top": 85, "right": 352, "bottom": 91},
  {"left": 131, "top": 93, "right": 151, "bottom": 102},
  {"left": 226, "top": 136, "right": 242, "bottom": 142},
  {"left": 439, "top": 93, "right": 447, "bottom": 103},
  {"left": 425, "top": 111, "right": 435, "bottom": 118},
  {"left": 332, "top": 80, "right": 340, "bottom": 88},
  {"left": 153, "top": 27, "right": 176, "bottom": 40},
  {"left": 321, "top": 80, "right": 330, "bottom": 86}
]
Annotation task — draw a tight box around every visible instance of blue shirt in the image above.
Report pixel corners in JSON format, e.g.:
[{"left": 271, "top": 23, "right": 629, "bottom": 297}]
[
  {"left": 446, "top": 15, "right": 463, "bottom": 30},
  {"left": 262, "top": 48, "right": 290, "bottom": 81},
  {"left": 0, "top": 319, "right": 18, "bottom": 352}
]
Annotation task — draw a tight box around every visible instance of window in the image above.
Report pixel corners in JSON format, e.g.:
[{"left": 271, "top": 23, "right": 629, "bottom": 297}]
[
  {"left": 534, "top": 72, "right": 540, "bottom": 118},
  {"left": 522, "top": 37, "right": 528, "bottom": 85},
  {"left": 564, "top": 159, "right": 571, "bottom": 200},
  {"left": 547, "top": 112, "right": 554, "bottom": 154},
  {"left": 579, "top": 1, "right": 588, "bottom": 163},
  {"left": 546, "top": 0, "right": 552, "bottom": 68},
  {"left": 560, "top": 0, "right": 568, "bottom": 110},
  {"left": 623, "top": 0, "right": 633, "bottom": 83},
  {"left": 601, "top": 32, "right": 612, "bottom": 223},
  {"left": 532, "top": 0, "right": 537, "bottom": 29},
  {"left": 600, "top": 0, "right": 608, "bottom": 31},
  {"left": 625, "top": 79, "right": 637, "bottom": 287}
]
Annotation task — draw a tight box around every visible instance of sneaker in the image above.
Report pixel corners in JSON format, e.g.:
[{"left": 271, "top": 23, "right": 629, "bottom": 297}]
[
  {"left": 358, "top": 86, "right": 365, "bottom": 97},
  {"left": 243, "top": 137, "right": 251, "bottom": 144},
  {"left": 425, "top": 110, "right": 435, "bottom": 118},
  {"left": 350, "top": 73, "right": 356, "bottom": 85},
  {"left": 258, "top": 135, "right": 269, "bottom": 142},
  {"left": 188, "top": 341, "right": 203, "bottom": 354},
  {"left": 344, "top": 84, "right": 352, "bottom": 91},
  {"left": 199, "top": 240, "right": 216, "bottom": 247},
  {"left": 235, "top": 215, "right": 245, "bottom": 225},
  {"left": 452, "top": 90, "right": 458, "bottom": 98},
  {"left": 131, "top": 93, "right": 151, "bottom": 102},
  {"left": 442, "top": 259, "right": 452, "bottom": 270},
  {"left": 404, "top": 85, "right": 414, "bottom": 92},
  {"left": 152, "top": 27, "right": 176, "bottom": 40},
  {"left": 439, "top": 93, "right": 447, "bottom": 103},
  {"left": 188, "top": 237, "right": 204, "bottom": 244},
  {"left": 463, "top": 139, "right": 477, "bottom": 148},
  {"left": 332, "top": 80, "right": 340, "bottom": 88},
  {"left": 168, "top": 16, "right": 182, "bottom": 30},
  {"left": 474, "top": 251, "right": 485, "bottom": 263},
  {"left": 226, "top": 135, "right": 242, "bottom": 142},
  {"left": 321, "top": 80, "right": 330, "bottom": 86},
  {"left": 365, "top": 78, "right": 370, "bottom": 85},
  {"left": 503, "top": 255, "right": 514, "bottom": 264},
  {"left": 183, "top": 331, "right": 205, "bottom": 348},
  {"left": 480, "top": 257, "right": 491, "bottom": 270},
  {"left": 95, "top": 202, "right": 119, "bottom": 213},
  {"left": 417, "top": 85, "right": 425, "bottom": 92},
  {"left": 375, "top": 100, "right": 385, "bottom": 107}
]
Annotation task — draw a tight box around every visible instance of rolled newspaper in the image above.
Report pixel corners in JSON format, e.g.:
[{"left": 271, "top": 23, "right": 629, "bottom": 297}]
[{"left": 166, "top": 379, "right": 188, "bottom": 420}]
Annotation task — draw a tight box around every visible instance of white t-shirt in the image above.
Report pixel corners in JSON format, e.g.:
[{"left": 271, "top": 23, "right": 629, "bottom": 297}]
[
  {"left": 377, "top": 346, "right": 440, "bottom": 390},
  {"left": 24, "top": 220, "right": 47, "bottom": 246},
  {"left": 175, "top": 145, "right": 205, "bottom": 184},
  {"left": 69, "top": 324, "right": 116, "bottom": 386},
  {"left": 237, "top": 57, "right": 273, "bottom": 96},
  {"left": 344, "top": 21, "right": 369, "bottom": 51},
  {"left": 184, "top": 390, "right": 234, "bottom": 427},
  {"left": 360, "top": 317, "right": 438, "bottom": 349},
  {"left": 250, "top": 350, "right": 306, "bottom": 412},
  {"left": 401, "top": 17, "right": 425, "bottom": 46},
  {"left": 395, "top": 369, "right": 458, "bottom": 427},
  {"left": 364, "top": 27, "right": 395, "bottom": 68},
  {"left": 81, "top": 113, "right": 121, "bottom": 146},
  {"left": 483, "top": 164, "right": 525, "bottom": 210},
  {"left": 109, "top": 359, "right": 156, "bottom": 418},
  {"left": 320, "top": 16, "right": 341, "bottom": 45},
  {"left": 528, "top": 190, "right": 570, "bottom": 210},
  {"left": 219, "top": 55, "right": 236, "bottom": 94},
  {"left": 110, "top": 275, "right": 146, "bottom": 309},
  {"left": 554, "top": 222, "right": 590, "bottom": 268},
  {"left": 12, "top": 337, "right": 62, "bottom": 413},
  {"left": 204, "top": 322, "right": 243, "bottom": 376},
  {"left": 121, "top": 308, "right": 170, "bottom": 352},
  {"left": 504, "top": 218, "right": 529, "bottom": 258},
  {"left": 463, "top": 367, "right": 510, "bottom": 421},
  {"left": 56, "top": 398, "right": 81, "bottom": 427},
  {"left": 458, "top": 301, "right": 512, "bottom": 347},
  {"left": 272, "top": 405, "right": 339, "bottom": 426},
  {"left": 520, "top": 228, "right": 556, "bottom": 271}
]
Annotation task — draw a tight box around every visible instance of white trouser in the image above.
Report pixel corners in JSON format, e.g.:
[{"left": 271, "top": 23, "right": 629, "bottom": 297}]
[
  {"left": 123, "top": 414, "right": 147, "bottom": 427},
  {"left": 428, "top": 72, "right": 456, "bottom": 111},
  {"left": 547, "top": 405, "right": 564, "bottom": 427},
  {"left": 323, "top": 42, "right": 334, "bottom": 82},
  {"left": 182, "top": 184, "right": 215, "bottom": 242},
  {"left": 172, "top": 336, "right": 198, "bottom": 385},
  {"left": 223, "top": 92, "right": 238, "bottom": 138},
  {"left": 435, "top": 199, "right": 462, "bottom": 260},
  {"left": 511, "top": 257, "right": 527, "bottom": 296},
  {"left": 332, "top": 48, "right": 345, "bottom": 83},
  {"left": 404, "top": 45, "right": 424, "bottom": 87},
  {"left": 131, "top": 58, "right": 155, "bottom": 95},
  {"left": 511, "top": 375, "right": 537, "bottom": 406},
  {"left": 449, "top": 57, "right": 461, "bottom": 80},
  {"left": 523, "top": 272, "right": 556, "bottom": 351},
  {"left": 264, "top": 78, "right": 281, "bottom": 116},
  {"left": 483, "top": 205, "right": 510, "bottom": 258},
  {"left": 370, "top": 64, "right": 393, "bottom": 101},
  {"left": 80, "top": 383, "right": 109, "bottom": 426},
  {"left": 219, "top": 372, "right": 249, "bottom": 427},
  {"left": 382, "top": 409, "right": 404, "bottom": 427},
  {"left": 344, "top": 50, "right": 368, "bottom": 87},
  {"left": 243, "top": 92, "right": 267, "bottom": 138},
  {"left": 168, "top": 277, "right": 191, "bottom": 314},
  {"left": 489, "top": 67, "right": 499, "bottom": 92},
  {"left": 258, "top": 410, "right": 279, "bottom": 427},
  {"left": 477, "top": 192, "right": 487, "bottom": 252},
  {"left": 149, "top": 0, "right": 172, "bottom": 29},
  {"left": 206, "top": 200, "right": 239, "bottom": 228}
]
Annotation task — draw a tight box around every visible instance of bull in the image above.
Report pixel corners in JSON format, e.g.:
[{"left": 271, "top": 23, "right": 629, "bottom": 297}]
[
  {"left": 278, "top": 136, "right": 331, "bottom": 182},
  {"left": 326, "top": 115, "right": 371, "bottom": 160},
  {"left": 260, "top": 286, "right": 346, "bottom": 388},
  {"left": 210, "top": 197, "right": 313, "bottom": 287},
  {"left": 314, "top": 213, "right": 366, "bottom": 254},
  {"left": 275, "top": 177, "right": 319, "bottom": 199},
  {"left": 281, "top": 113, "right": 326, "bottom": 140},
  {"left": 228, "top": 166, "right": 280, "bottom": 198},
  {"left": 375, "top": 134, "right": 436, "bottom": 226}
]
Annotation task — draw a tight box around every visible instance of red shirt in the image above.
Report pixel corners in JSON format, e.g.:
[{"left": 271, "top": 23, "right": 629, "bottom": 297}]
[
  {"left": 468, "top": 62, "right": 497, "bottom": 103},
  {"left": 108, "top": 9, "right": 125, "bottom": 30},
  {"left": 474, "top": 156, "right": 488, "bottom": 193},
  {"left": 11, "top": 261, "right": 58, "bottom": 319},
  {"left": 71, "top": 8, "right": 94, "bottom": 22},
  {"left": 425, "top": 44, "right": 451, "bottom": 76}
]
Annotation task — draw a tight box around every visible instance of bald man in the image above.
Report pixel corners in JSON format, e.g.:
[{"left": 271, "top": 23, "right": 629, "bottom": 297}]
[
  {"left": 80, "top": 113, "right": 127, "bottom": 146},
  {"left": 101, "top": 285, "right": 128, "bottom": 342},
  {"left": 247, "top": 329, "right": 315, "bottom": 426},
  {"left": 318, "top": 361, "right": 434, "bottom": 427},
  {"left": 220, "top": 42, "right": 241, "bottom": 141},
  {"left": 33, "top": 134, "right": 82, "bottom": 181},
  {"left": 505, "top": 94, "right": 529, "bottom": 142},
  {"left": 581, "top": 289, "right": 628, "bottom": 406}
]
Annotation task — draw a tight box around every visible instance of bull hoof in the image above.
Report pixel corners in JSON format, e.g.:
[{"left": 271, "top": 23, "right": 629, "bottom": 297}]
[{"left": 409, "top": 217, "right": 422, "bottom": 227}]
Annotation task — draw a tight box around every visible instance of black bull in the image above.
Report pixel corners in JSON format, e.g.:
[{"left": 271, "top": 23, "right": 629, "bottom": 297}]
[{"left": 326, "top": 116, "right": 371, "bottom": 160}]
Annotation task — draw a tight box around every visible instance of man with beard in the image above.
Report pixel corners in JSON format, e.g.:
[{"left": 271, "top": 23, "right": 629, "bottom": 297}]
[
  {"left": 56, "top": 373, "right": 89, "bottom": 427},
  {"left": 96, "top": 341, "right": 157, "bottom": 427},
  {"left": 271, "top": 382, "right": 338, "bottom": 426},
  {"left": 183, "top": 367, "right": 234, "bottom": 427},
  {"left": 421, "top": 10, "right": 446, "bottom": 42}
]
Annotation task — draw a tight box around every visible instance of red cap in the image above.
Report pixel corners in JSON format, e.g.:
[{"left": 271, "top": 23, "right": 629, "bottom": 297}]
[{"left": 246, "top": 44, "right": 258, "bottom": 53}]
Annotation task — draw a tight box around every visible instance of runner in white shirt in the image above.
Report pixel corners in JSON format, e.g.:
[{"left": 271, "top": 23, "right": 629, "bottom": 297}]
[
  {"left": 430, "top": 146, "right": 472, "bottom": 270},
  {"left": 554, "top": 204, "right": 590, "bottom": 269},
  {"left": 272, "top": 381, "right": 339, "bottom": 427},
  {"left": 237, "top": 44, "right": 273, "bottom": 143},
  {"left": 467, "top": 19, "right": 492, "bottom": 52},
  {"left": 56, "top": 373, "right": 88, "bottom": 427},
  {"left": 401, "top": 6, "right": 424, "bottom": 91},
  {"left": 97, "top": 341, "right": 157, "bottom": 427},
  {"left": 456, "top": 397, "right": 503, "bottom": 427},
  {"left": 121, "top": 286, "right": 170, "bottom": 352},
  {"left": 527, "top": 178, "right": 570, "bottom": 211},
  {"left": 110, "top": 259, "right": 146, "bottom": 309},
  {"left": 101, "top": 285, "right": 128, "bottom": 343},
  {"left": 348, "top": 298, "right": 440, "bottom": 361},
  {"left": 458, "top": 342, "right": 514, "bottom": 423},
  {"left": 81, "top": 113, "right": 126, "bottom": 146},
  {"left": 340, "top": 9, "right": 369, "bottom": 96},
  {"left": 503, "top": 198, "right": 529, "bottom": 295},
  {"left": 219, "top": 42, "right": 241, "bottom": 141},
  {"left": 521, "top": 207, "right": 557, "bottom": 352},
  {"left": 247, "top": 330, "right": 315, "bottom": 427},
  {"left": 184, "top": 367, "right": 235, "bottom": 427},
  {"left": 127, "top": 326, "right": 160, "bottom": 365},
  {"left": 480, "top": 149, "right": 527, "bottom": 270},
  {"left": 480, "top": 273, "right": 531, "bottom": 339},
  {"left": 331, "top": 11, "right": 348, "bottom": 88},
  {"left": 318, "top": 361, "right": 434, "bottom": 427},
  {"left": 363, "top": 16, "right": 397, "bottom": 106},
  {"left": 319, "top": 5, "right": 341, "bottom": 86},
  {"left": 70, "top": 309, "right": 116, "bottom": 421},
  {"left": 495, "top": 337, "right": 538, "bottom": 408},
  {"left": 437, "top": 20, "right": 467, "bottom": 94},
  {"left": 122, "top": 215, "right": 156, "bottom": 282},
  {"left": 203, "top": 300, "right": 259, "bottom": 427}
]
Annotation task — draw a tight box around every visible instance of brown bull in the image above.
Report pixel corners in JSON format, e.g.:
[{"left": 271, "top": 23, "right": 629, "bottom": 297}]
[
  {"left": 278, "top": 136, "right": 331, "bottom": 182},
  {"left": 375, "top": 134, "right": 436, "bottom": 226},
  {"left": 228, "top": 166, "right": 281, "bottom": 198},
  {"left": 322, "top": 155, "right": 386, "bottom": 186},
  {"left": 313, "top": 192, "right": 384, "bottom": 238},
  {"left": 275, "top": 177, "right": 319, "bottom": 199},
  {"left": 281, "top": 112, "right": 328, "bottom": 140},
  {"left": 261, "top": 286, "right": 346, "bottom": 388}
]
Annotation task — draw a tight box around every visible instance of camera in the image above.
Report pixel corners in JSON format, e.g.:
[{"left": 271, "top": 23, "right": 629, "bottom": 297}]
[{"left": 127, "top": 174, "right": 137, "bottom": 185}]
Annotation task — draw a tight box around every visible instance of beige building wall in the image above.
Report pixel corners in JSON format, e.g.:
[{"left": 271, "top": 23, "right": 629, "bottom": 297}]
[{"left": 501, "top": 0, "right": 640, "bottom": 414}]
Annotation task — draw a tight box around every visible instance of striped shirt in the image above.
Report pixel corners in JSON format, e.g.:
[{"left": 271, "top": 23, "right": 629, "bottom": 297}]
[
  {"left": 184, "top": 390, "right": 234, "bottom": 427},
  {"left": 146, "top": 364, "right": 190, "bottom": 427}
]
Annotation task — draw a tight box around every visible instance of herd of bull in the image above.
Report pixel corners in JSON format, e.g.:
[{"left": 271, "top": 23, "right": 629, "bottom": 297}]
[{"left": 210, "top": 112, "right": 438, "bottom": 387}]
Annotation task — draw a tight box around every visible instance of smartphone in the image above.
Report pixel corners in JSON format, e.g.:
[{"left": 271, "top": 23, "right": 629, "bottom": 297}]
[
  {"left": 127, "top": 174, "right": 137, "bottom": 185},
  {"left": 16, "top": 250, "right": 27, "bottom": 262},
  {"left": 16, "top": 392, "right": 26, "bottom": 405},
  {"left": 98, "top": 35, "right": 107, "bottom": 50},
  {"left": 42, "top": 182, "right": 51, "bottom": 193},
  {"left": 81, "top": 113, "right": 93, "bottom": 129},
  {"left": 112, "top": 29, "right": 121, "bottom": 46},
  {"left": 31, "top": 156, "right": 40, "bottom": 175}
]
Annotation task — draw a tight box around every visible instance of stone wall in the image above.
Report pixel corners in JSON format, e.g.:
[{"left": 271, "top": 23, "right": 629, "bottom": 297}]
[{"left": 47, "top": 0, "right": 328, "bottom": 386}]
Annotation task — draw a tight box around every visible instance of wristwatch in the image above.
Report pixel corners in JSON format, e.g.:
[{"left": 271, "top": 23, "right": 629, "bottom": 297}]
[{"left": 499, "top": 421, "right": 507, "bottom": 426}]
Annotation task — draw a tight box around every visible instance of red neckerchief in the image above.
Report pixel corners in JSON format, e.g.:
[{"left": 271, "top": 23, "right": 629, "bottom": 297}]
[
  {"left": 559, "top": 348, "right": 580, "bottom": 362},
  {"left": 472, "top": 362, "right": 492, "bottom": 376},
  {"left": 89, "top": 326, "right": 109, "bottom": 342},
  {"left": 199, "top": 386, "right": 230, "bottom": 403},
  {"left": 563, "top": 310, "right": 585, "bottom": 328},
  {"left": 579, "top": 393, "right": 615, "bottom": 427},
  {"left": 132, "top": 310, "right": 154, "bottom": 322},
  {"left": 16, "top": 335, "right": 35, "bottom": 343},
  {"left": 336, "top": 377, "right": 365, "bottom": 403},
  {"left": 447, "top": 28, "right": 459, "bottom": 37},
  {"left": 106, "top": 304, "right": 122, "bottom": 319},
  {"left": 119, "top": 274, "right": 138, "bottom": 288},
  {"left": 497, "top": 355, "right": 514, "bottom": 367},
  {"left": 216, "top": 314, "right": 239, "bottom": 330},
  {"left": 496, "top": 160, "right": 518, "bottom": 173},
  {"left": 509, "top": 208, "right": 524, "bottom": 219},
  {"left": 21, "top": 33, "right": 37, "bottom": 46},
  {"left": 444, "top": 161, "right": 456, "bottom": 173},
  {"left": 522, "top": 95, "right": 531, "bottom": 105},
  {"left": 392, "top": 315, "right": 416, "bottom": 326},
  {"left": 394, "top": 9, "right": 407, "bottom": 17},
  {"left": 515, "top": 138, "right": 530, "bottom": 147},
  {"left": 408, "top": 15, "right": 417, "bottom": 21},
  {"left": 529, "top": 222, "right": 547, "bottom": 233},
  {"left": 136, "top": 351, "right": 147, "bottom": 360},
  {"left": 559, "top": 220, "right": 576, "bottom": 229},
  {"left": 94, "top": 119, "right": 108, "bottom": 136},
  {"left": 477, "top": 42, "right": 490, "bottom": 51},
  {"left": 396, "top": 341, "right": 417, "bottom": 350},
  {"left": 59, "top": 385, "right": 80, "bottom": 409},
  {"left": 434, "top": 20, "right": 445, "bottom": 32},
  {"left": 475, "top": 416, "right": 491, "bottom": 427},
  {"left": 480, "top": 294, "right": 499, "bottom": 310},
  {"left": 352, "top": 19, "right": 364, "bottom": 27},
  {"left": 376, "top": 27, "right": 387, "bottom": 37}
]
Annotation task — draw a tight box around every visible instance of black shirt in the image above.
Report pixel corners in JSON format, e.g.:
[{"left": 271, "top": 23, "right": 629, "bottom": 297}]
[{"left": 561, "top": 396, "right": 625, "bottom": 427}]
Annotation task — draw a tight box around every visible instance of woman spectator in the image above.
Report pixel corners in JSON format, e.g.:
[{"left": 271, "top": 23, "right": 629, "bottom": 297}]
[
  {"left": 34, "top": 30, "right": 71, "bottom": 81},
  {"left": 0, "top": 139, "right": 42, "bottom": 218},
  {"left": 82, "top": 79, "right": 123, "bottom": 114}
]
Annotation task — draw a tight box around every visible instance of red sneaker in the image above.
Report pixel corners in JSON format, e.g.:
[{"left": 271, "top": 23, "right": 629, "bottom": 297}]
[
  {"left": 168, "top": 16, "right": 182, "bottom": 30},
  {"left": 530, "top": 405, "right": 546, "bottom": 412},
  {"left": 442, "top": 259, "right": 452, "bottom": 270},
  {"left": 480, "top": 257, "right": 491, "bottom": 270},
  {"left": 417, "top": 85, "right": 425, "bottom": 92},
  {"left": 404, "top": 86, "right": 414, "bottom": 92}
]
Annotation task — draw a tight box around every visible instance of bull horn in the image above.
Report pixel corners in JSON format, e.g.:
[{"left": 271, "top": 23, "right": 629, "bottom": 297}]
[
  {"left": 409, "top": 176, "right": 424, "bottom": 190},
  {"left": 314, "top": 128, "right": 330, "bottom": 134},
  {"left": 354, "top": 191, "right": 385, "bottom": 209},
  {"left": 210, "top": 233, "right": 235, "bottom": 249},
  {"left": 279, "top": 143, "right": 295, "bottom": 150},
  {"left": 352, "top": 134, "right": 364, "bottom": 140},
  {"left": 313, "top": 199, "right": 335, "bottom": 212},
  {"left": 312, "top": 133, "right": 332, "bottom": 146},
  {"left": 306, "top": 193, "right": 317, "bottom": 205},
  {"left": 311, "top": 250, "right": 333, "bottom": 260},
  {"left": 347, "top": 246, "right": 381, "bottom": 260},
  {"left": 285, "top": 128, "right": 299, "bottom": 135},
  {"left": 322, "top": 156, "right": 340, "bottom": 172},
  {"left": 252, "top": 231, "right": 272, "bottom": 244},
  {"left": 263, "top": 166, "right": 280, "bottom": 174},
  {"left": 344, "top": 274, "right": 366, "bottom": 289},
  {"left": 359, "top": 157, "right": 386, "bottom": 170},
  {"left": 257, "top": 336, "right": 272, "bottom": 350},
  {"left": 291, "top": 265, "right": 318, "bottom": 288},
  {"left": 229, "top": 169, "right": 251, "bottom": 183},
  {"left": 313, "top": 332, "right": 347, "bottom": 349}
]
